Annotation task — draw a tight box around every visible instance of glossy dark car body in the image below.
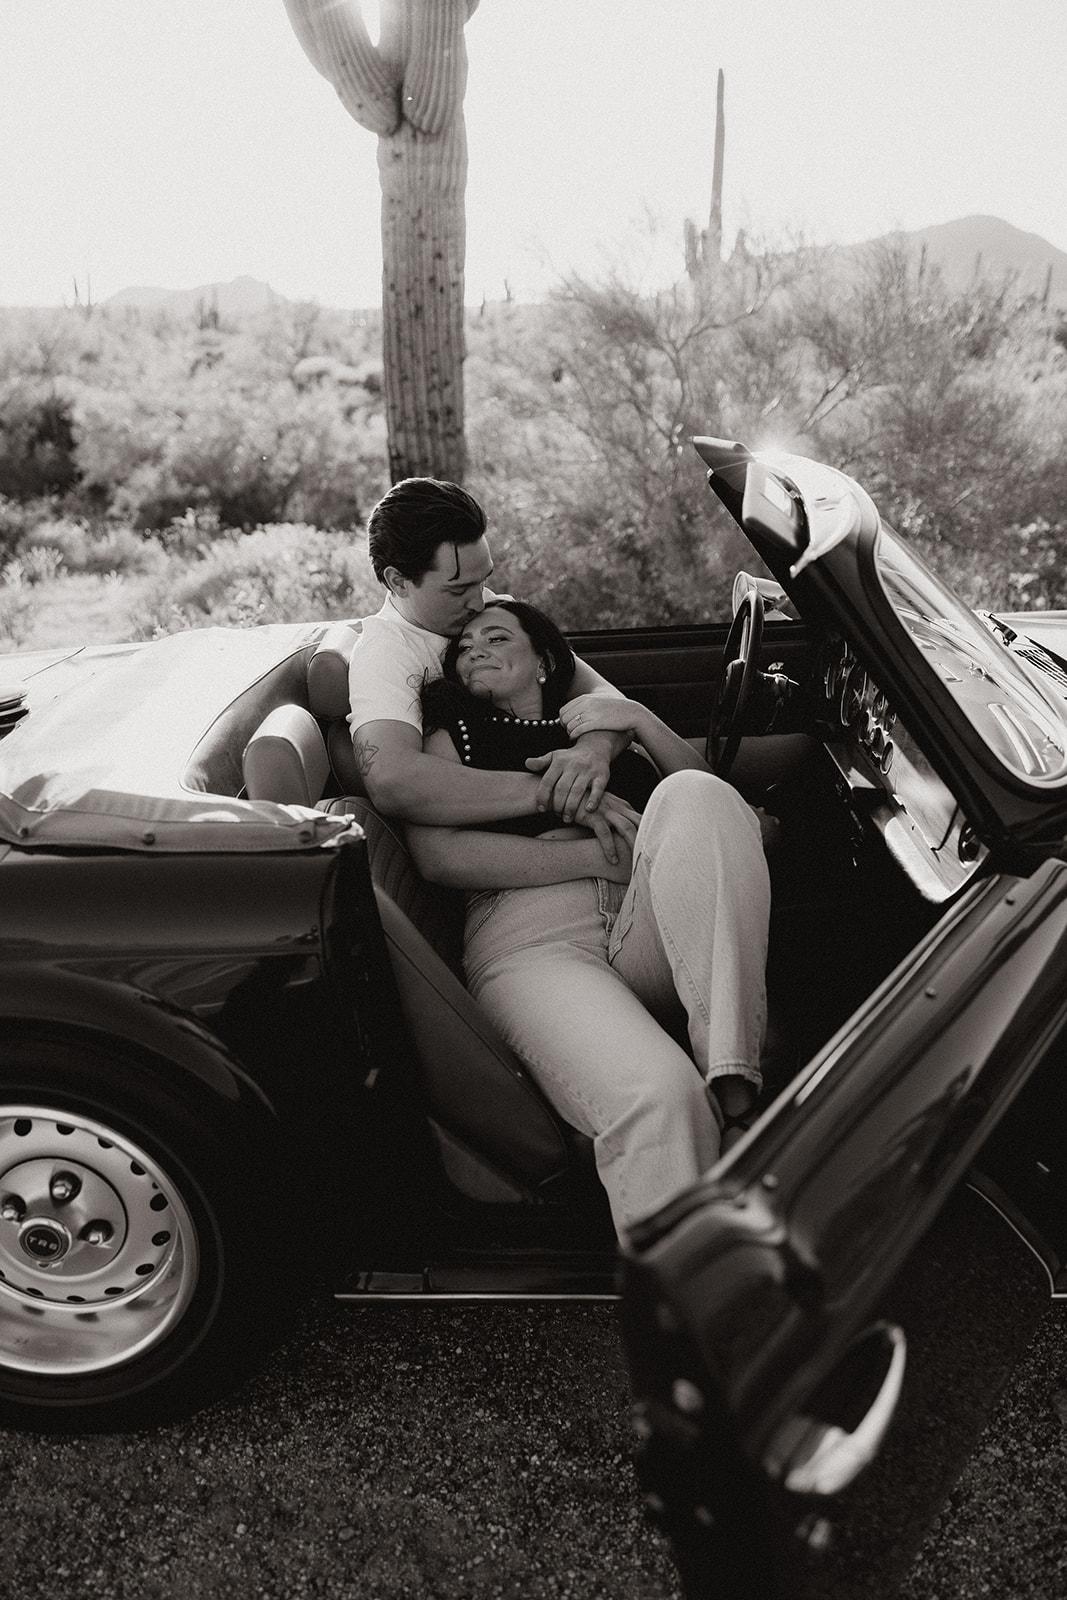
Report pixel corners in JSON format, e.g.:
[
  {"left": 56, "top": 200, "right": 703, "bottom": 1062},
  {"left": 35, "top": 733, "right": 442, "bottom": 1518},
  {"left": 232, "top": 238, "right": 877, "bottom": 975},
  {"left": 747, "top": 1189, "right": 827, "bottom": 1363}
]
[
  {"left": 2, "top": 441, "right": 1066, "bottom": 1596},
  {"left": 619, "top": 441, "right": 1067, "bottom": 1596}
]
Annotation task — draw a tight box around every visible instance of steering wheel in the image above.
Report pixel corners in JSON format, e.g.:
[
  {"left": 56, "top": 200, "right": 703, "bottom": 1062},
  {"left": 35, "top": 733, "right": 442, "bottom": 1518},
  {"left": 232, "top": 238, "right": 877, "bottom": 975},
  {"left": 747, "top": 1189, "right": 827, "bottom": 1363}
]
[{"left": 707, "top": 586, "right": 765, "bottom": 777}]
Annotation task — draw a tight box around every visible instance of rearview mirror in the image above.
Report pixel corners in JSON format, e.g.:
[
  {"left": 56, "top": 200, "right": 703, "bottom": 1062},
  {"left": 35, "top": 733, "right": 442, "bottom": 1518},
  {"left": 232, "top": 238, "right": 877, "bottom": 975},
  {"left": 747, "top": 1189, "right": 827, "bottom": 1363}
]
[{"left": 741, "top": 461, "right": 809, "bottom": 558}]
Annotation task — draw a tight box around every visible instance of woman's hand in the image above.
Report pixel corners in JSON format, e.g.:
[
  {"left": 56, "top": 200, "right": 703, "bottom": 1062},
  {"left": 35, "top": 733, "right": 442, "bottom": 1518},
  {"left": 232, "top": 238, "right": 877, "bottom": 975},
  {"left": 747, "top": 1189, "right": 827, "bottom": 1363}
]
[
  {"left": 564, "top": 692, "right": 712, "bottom": 780},
  {"left": 539, "top": 821, "right": 635, "bottom": 882},
  {"left": 540, "top": 788, "right": 640, "bottom": 873},
  {"left": 537, "top": 786, "right": 641, "bottom": 866},
  {"left": 595, "top": 834, "right": 635, "bottom": 883},
  {"left": 560, "top": 693, "right": 643, "bottom": 742},
  {"left": 579, "top": 789, "right": 640, "bottom": 868}
]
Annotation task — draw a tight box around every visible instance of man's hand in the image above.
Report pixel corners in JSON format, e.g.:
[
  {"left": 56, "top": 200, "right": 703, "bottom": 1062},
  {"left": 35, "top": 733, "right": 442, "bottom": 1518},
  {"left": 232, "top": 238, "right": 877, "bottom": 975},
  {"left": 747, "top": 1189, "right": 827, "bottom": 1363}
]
[{"left": 526, "top": 740, "right": 613, "bottom": 822}]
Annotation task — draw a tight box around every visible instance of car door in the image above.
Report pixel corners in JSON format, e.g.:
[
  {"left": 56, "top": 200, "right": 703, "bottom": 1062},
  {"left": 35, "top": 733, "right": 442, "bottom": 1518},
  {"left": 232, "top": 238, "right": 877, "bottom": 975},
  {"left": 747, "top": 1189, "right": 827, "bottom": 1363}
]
[
  {"left": 567, "top": 617, "right": 815, "bottom": 749},
  {"left": 619, "top": 853, "right": 1067, "bottom": 1600}
]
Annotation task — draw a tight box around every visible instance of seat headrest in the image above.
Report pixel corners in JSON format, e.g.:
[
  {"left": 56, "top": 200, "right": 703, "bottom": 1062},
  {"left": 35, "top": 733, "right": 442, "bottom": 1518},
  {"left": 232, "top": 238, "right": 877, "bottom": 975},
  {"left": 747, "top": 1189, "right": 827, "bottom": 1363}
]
[
  {"left": 327, "top": 718, "right": 367, "bottom": 797},
  {"left": 243, "top": 704, "right": 330, "bottom": 807},
  {"left": 307, "top": 622, "right": 360, "bottom": 719}
]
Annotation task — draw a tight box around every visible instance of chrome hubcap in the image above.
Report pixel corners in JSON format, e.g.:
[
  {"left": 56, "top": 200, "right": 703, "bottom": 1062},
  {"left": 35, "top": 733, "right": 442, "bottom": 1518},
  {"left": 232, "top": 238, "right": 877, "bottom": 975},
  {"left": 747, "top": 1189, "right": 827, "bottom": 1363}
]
[{"left": 0, "top": 1107, "right": 199, "bottom": 1377}]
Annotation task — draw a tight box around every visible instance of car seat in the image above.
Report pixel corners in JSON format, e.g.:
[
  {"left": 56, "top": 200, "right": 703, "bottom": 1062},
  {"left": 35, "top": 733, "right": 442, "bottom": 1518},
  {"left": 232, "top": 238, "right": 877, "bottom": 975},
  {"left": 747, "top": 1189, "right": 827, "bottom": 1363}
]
[
  {"left": 298, "top": 628, "right": 599, "bottom": 1211},
  {"left": 242, "top": 703, "right": 331, "bottom": 807},
  {"left": 318, "top": 795, "right": 595, "bottom": 1208}
]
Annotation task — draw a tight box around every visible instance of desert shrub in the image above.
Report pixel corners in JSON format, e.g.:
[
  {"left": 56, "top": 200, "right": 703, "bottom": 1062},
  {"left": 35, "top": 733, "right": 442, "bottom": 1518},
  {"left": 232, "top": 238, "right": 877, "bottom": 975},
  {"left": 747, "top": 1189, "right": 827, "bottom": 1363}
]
[
  {"left": 469, "top": 232, "right": 1067, "bottom": 624},
  {"left": 5, "top": 263, "right": 1065, "bottom": 636},
  {"left": 0, "top": 303, "right": 387, "bottom": 535},
  {"left": 20, "top": 516, "right": 166, "bottom": 578},
  {"left": 0, "top": 383, "right": 81, "bottom": 501},
  {"left": 793, "top": 247, "right": 1067, "bottom": 606},
  {"left": 0, "top": 306, "right": 97, "bottom": 381},
  {"left": 158, "top": 506, "right": 225, "bottom": 558},
  {"left": 0, "top": 561, "right": 38, "bottom": 647},
  {"left": 79, "top": 378, "right": 386, "bottom": 533},
  {"left": 238, "top": 299, "right": 382, "bottom": 382},
  {"left": 938, "top": 518, "right": 1067, "bottom": 613},
  {"left": 466, "top": 253, "right": 792, "bottom": 624},
  {"left": 480, "top": 488, "right": 748, "bottom": 629},
  {"left": 70, "top": 386, "right": 176, "bottom": 516},
  {"left": 127, "top": 524, "right": 380, "bottom": 637},
  {"left": 0, "top": 494, "right": 53, "bottom": 561},
  {"left": 5, "top": 546, "right": 64, "bottom": 585}
]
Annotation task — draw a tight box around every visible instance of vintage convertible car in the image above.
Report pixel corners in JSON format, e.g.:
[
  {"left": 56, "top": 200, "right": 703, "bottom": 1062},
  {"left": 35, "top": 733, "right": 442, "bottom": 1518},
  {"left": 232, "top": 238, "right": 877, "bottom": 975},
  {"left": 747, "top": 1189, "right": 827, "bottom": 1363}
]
[{"left": 1, "top": 439, "right": 1065, "bottom": 1593}]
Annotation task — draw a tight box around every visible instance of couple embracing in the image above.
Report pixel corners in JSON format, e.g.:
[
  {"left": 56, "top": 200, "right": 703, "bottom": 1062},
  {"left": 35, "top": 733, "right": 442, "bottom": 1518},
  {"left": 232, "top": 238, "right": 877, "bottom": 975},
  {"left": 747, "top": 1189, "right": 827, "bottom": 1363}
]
[{"left": 346, "top": 477, "right": 770, "bottom": 1239}]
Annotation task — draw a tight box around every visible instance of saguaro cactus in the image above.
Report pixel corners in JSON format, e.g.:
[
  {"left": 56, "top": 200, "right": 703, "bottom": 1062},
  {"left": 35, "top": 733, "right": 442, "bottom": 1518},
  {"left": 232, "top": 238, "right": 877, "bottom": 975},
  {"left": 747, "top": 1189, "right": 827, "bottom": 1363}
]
[
  {"left": 685, "top": 68, "right": 725, "bottom": 283},
  {"left": 283, "top": 0, "right": 478, "bottom": 483}
]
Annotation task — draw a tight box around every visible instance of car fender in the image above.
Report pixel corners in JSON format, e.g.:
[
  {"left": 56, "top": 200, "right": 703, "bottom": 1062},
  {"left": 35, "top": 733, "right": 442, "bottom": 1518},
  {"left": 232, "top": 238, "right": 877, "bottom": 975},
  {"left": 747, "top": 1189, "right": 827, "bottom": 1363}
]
[{"left": 0, "top": 964, "right": 279, "bottom": 1123}]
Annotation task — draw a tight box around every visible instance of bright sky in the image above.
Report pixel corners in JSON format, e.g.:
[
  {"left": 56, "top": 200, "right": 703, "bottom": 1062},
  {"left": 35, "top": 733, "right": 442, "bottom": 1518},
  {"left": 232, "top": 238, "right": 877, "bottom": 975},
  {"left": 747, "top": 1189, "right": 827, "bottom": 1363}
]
[{"left": 2, "top": 0, "right": 1065, "bottom": 309}]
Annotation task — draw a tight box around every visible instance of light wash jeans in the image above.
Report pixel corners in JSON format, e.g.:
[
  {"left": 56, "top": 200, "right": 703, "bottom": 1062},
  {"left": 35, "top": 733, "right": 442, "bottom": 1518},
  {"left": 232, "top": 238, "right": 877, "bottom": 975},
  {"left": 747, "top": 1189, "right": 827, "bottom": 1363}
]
[{"left": 463, "top": 770, "right": 771, "bottom": 1237}]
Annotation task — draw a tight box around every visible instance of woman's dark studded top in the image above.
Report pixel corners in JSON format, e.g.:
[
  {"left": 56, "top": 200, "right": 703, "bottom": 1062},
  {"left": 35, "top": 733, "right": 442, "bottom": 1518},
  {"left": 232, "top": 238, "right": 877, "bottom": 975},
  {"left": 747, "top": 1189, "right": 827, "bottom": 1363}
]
[{"left": 422, "top": 682, "right": 659, "bottom": 836}]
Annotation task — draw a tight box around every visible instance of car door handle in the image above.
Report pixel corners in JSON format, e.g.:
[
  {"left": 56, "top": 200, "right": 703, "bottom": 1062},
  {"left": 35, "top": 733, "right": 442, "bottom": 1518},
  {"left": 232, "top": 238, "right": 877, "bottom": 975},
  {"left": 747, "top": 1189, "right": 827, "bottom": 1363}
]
[{"left": 763, "top": 1321, "right": 907, "bottom": 1496}]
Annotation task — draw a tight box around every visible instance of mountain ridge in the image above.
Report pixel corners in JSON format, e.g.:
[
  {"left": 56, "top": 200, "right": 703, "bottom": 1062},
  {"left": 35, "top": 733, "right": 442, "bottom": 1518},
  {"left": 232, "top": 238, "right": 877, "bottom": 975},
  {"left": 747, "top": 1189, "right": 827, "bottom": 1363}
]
[
  {"left": 106, "top": 275, "right": 283, "bottom": 316},
  {"left": 850, "top": 214, "right": 1067, "bottom": 303},
  {"left": 100, "top": 216, "right": 1067, "bottom": 313}
]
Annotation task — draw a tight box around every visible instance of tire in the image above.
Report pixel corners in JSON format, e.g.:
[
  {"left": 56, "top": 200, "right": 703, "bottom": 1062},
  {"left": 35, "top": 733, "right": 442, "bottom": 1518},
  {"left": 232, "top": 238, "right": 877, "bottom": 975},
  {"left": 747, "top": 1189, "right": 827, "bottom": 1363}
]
[{"left": 0, "top": 1037, "right": 278, "bottom": 1432}]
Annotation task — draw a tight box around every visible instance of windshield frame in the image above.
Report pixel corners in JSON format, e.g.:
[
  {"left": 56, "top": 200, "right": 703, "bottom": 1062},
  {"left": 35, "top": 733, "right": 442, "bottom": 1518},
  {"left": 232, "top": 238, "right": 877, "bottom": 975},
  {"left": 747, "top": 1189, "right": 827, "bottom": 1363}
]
[{"left": 871, "top": 524, "right": 1067, "bottom": 788}]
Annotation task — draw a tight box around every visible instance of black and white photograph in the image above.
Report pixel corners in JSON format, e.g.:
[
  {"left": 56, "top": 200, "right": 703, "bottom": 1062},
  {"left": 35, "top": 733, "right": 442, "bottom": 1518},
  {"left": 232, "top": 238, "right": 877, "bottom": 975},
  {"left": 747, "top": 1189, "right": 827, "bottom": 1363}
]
[{"left": 1, "top": 3, "right": 1066, "bottom": 1596}]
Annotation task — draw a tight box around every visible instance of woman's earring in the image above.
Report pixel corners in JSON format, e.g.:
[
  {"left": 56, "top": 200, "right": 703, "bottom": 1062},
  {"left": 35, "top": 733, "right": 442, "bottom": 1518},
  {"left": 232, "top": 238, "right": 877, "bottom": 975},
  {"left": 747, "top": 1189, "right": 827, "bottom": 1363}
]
[{"left": 536, "top": 665, "right": 547, "bottom": 684}]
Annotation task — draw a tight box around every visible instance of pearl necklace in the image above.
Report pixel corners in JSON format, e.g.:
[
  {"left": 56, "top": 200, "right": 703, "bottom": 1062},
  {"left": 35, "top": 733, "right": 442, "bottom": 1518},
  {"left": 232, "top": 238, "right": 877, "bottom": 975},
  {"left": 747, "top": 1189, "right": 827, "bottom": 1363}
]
[
  {"left": 488, "top": 712, "right": 561, "bottom": 727},
  {"left": 456, "top": 712, "right": 562, "bottom": 764}
]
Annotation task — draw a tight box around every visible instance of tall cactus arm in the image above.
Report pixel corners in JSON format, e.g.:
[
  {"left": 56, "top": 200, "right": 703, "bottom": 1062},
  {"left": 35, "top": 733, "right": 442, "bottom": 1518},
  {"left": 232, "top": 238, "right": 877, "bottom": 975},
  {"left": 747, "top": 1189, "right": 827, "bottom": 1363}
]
[
  {"left": 284, "top": 0, "right": 476, "bottom": 482},
  {"left": 708, "top": 67, "right": 725, "bottom": 262},
  {"left": 402, "top": 0, "right": 470, "bottom": 134},
  {"left": 282, "top": 0, "right": 400, "bottom": 136}
]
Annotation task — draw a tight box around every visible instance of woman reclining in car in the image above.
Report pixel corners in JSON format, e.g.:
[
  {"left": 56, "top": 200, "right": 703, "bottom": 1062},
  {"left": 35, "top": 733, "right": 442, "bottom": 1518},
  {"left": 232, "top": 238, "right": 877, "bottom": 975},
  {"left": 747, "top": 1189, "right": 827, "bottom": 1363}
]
[{"left": 406, "top": 599, "right": 771, "bottom": 1239}]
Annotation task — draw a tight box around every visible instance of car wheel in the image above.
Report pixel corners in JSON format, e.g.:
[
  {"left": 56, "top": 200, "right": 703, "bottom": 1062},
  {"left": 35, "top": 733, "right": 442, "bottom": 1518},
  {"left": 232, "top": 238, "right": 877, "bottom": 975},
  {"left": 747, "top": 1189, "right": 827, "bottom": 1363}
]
[{"left": 0, "top": 1038, "right": 277, "bottom": 1431}]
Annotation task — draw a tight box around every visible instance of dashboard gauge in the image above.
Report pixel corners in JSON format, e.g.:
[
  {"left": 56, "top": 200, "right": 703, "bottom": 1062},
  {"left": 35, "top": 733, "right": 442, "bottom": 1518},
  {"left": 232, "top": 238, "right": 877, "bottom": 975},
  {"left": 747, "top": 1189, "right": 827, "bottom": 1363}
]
[
  {"left": 839, "top": 666, "right": 867, "bottom": 729},
  {"left": 814, "top": 618, "right": 986, "bottom": 898},
  {"left": 835, "top": 660, "right": 852, "bottom": 723},
  {"left": 824, "top": 648, "right": 846, "bottom": 700}
]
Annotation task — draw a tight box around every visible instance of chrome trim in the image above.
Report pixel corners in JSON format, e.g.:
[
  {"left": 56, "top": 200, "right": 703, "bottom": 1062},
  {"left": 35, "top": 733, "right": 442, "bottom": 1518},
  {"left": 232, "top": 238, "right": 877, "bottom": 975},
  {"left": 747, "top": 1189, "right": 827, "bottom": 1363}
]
[
  {"left": 334, "top": 1290, "right": 619, "bottom": 1304},
  {"left": 965, "top": 1174, "right": 1065, "bottom": 1300}
]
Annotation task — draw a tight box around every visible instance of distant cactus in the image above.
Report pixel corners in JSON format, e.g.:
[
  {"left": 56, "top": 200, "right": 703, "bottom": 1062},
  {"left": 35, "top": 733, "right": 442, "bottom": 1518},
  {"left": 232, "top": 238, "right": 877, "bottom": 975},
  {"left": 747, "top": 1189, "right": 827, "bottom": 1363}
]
[
  {"left": 685, "top": 68, "right": 725, "bottom": 283},
  {"left": 283, "top": 0, "right": 479, "bottom": 483}
]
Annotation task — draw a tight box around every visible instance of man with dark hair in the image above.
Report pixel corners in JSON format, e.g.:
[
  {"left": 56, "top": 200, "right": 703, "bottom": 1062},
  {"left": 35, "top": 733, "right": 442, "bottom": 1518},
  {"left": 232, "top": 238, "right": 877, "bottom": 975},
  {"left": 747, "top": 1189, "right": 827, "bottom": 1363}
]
[
  {"left": 366, "top": 477, "right": 487, "bottom": 584},
  {"left": 348, "top": 478, "right": 634, "bottom": 856}
]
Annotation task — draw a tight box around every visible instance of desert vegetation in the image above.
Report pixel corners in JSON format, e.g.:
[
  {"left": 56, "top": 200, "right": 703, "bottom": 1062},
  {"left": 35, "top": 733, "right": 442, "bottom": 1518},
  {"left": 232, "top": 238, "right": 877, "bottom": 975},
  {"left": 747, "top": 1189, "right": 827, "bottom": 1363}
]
[{"left": 1, "top": 233, "right": 1065, "bottom": 652}]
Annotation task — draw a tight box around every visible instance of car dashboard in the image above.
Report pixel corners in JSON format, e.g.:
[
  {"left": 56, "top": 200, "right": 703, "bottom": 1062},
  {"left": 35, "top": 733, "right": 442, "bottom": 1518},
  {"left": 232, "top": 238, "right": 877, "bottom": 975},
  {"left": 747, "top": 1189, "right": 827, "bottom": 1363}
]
[{"left": 813, "top": 633, "right": 986, "bottom": 903}]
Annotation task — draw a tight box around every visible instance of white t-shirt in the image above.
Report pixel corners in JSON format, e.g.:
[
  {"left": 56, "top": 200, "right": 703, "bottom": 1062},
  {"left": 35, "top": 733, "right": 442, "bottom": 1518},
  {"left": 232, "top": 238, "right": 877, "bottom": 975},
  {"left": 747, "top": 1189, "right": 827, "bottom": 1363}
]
[{"left": 347, "top": 591, "right": 505, "bottom": 737}]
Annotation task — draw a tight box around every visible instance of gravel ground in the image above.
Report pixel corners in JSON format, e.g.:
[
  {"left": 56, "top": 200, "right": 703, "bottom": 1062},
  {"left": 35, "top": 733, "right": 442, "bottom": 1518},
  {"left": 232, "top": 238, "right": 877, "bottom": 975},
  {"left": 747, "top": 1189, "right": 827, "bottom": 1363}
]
[
  {"left": 900, "top": 1303, "right": 1067, "bottom": 1599},
  {"left": 1, "top": 1291, "right": 1064, "bottom": 1600},
  {"left": 0, "top": 1296, "right": 681, "bottom": 1600}
]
